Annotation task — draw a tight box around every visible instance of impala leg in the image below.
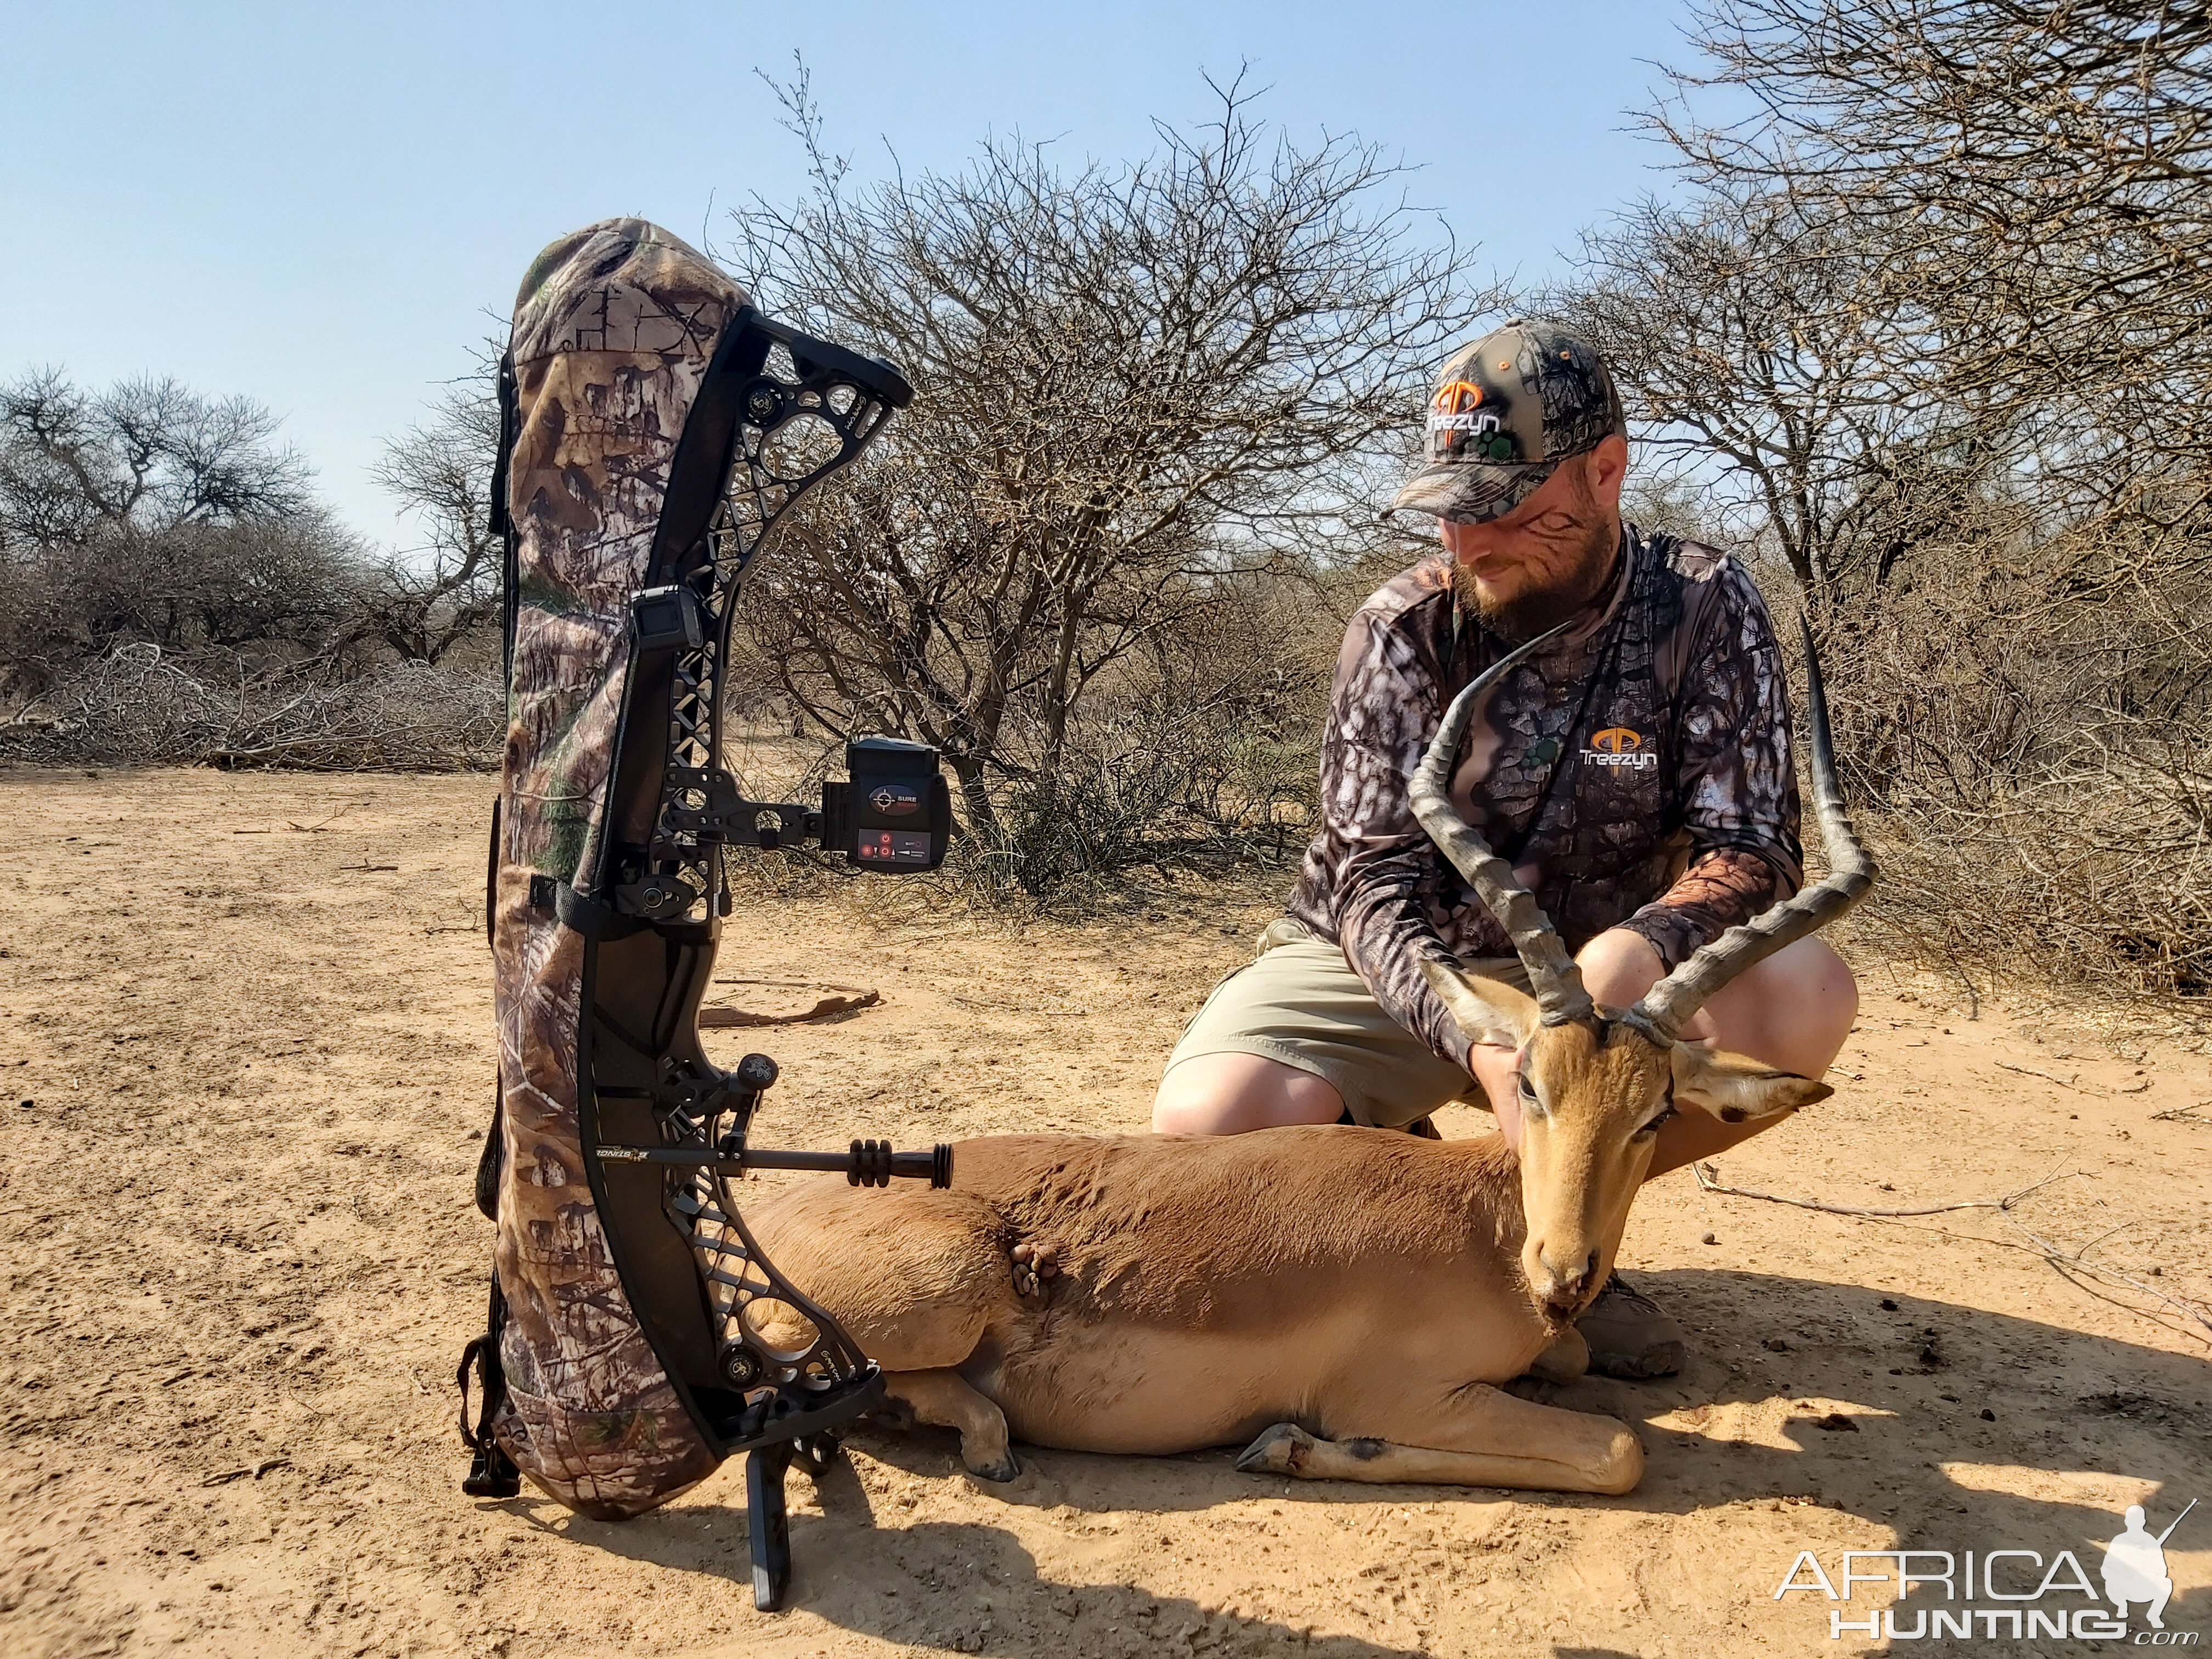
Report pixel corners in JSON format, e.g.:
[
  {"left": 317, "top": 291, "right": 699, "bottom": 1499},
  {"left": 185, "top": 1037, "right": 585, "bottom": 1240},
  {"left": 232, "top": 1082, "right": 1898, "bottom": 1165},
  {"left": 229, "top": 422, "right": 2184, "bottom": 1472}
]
[
  {"left": 1236, "top": 1384, "right": 1642, "bottom": 1495},
  {"left": 1525, "top": 1325, "right": 1590, "bottom": 1382},
  {"left": 882, "top": 1368, "right": 1019, "bottom": 1483}
]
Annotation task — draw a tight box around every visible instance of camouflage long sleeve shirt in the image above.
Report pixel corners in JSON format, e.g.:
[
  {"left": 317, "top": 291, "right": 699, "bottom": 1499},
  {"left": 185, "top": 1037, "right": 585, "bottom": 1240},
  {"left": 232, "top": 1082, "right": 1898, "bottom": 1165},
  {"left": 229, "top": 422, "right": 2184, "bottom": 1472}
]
[{"left": 1284, "top": 526, "right": 1804, "bottom": 1071}]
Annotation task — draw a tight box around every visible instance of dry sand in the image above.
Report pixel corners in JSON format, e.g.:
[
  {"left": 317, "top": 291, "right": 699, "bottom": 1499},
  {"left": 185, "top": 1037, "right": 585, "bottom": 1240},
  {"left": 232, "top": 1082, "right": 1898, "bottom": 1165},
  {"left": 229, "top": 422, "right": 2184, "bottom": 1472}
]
[{"left": 2, "top": 769, "right": 2207, "bottom": 1658}]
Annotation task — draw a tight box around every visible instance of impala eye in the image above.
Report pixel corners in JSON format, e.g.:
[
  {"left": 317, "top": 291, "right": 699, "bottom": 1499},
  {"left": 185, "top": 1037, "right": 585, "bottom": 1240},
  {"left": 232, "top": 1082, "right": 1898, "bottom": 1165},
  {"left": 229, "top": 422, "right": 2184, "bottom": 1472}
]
[
  {"left": 1637, "top": 1103, "right": 1677, "bottom": 1137},
  {"left": 1516, "top": 1073, "right": 1543, "bottom": 1113}
]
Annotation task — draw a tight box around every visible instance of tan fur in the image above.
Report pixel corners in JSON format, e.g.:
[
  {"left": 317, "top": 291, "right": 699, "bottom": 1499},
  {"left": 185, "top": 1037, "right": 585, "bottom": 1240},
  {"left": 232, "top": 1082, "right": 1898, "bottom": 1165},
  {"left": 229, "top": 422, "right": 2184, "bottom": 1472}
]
[
  {"left": 750, "top": 1125, "right": 1644, "bottom": 1492},
  {"left": 749, "top": 968, "right": 1820, "bottom": 1496}
]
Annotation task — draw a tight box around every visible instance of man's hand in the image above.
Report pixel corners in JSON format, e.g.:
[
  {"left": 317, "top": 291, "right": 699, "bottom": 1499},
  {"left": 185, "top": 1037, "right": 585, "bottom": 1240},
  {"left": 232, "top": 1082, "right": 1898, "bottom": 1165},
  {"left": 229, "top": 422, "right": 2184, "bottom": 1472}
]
[
  {"left": 1465, "top": 929, "right": 1670, "bottom": 1152},
  {"left": 1465, "top": 1041, "right": 1523, "bottom": 1149}
]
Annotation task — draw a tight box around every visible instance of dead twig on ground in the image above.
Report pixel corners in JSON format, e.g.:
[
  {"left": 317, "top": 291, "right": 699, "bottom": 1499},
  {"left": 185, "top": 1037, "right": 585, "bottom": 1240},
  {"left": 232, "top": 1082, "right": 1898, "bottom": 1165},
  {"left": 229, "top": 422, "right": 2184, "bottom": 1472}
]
[
  {"left": 2000, "top": 1217, "right": 2212, "bottom": 1345},
  {"left": 200, "top": 1457, "right": 289, "bottom": 1487},
  {"left": 1884, "top": 1215, "right": 2212, "bottom": 1351},
  {"left": 1994, "top": 1062, "right": 2083, "bottom": 1091},
  {"left": 1692, "top": 1160, "right": 2075, "bottom": 1218},
  {"left": 286, "top": 803, "right": 365, "bottom": 833},
  {"left": 698, "top": 986, "right": 880, "bottom": 1027},
  {"left": 947, "top": 994, "right": 1087, "bottom": 1017},
  {"left": 1704, "top": 1192, "right": 2212, "bottom": 1352},
  {"left": 1945, "top": 951, "right": 1980, "bottom": 1020},
  {"left": 713, "top": 976, "right": 876, "bottom": 990},
  {"left": 2151, "top": 1102, "right": 2211, "bottom": 1125}
]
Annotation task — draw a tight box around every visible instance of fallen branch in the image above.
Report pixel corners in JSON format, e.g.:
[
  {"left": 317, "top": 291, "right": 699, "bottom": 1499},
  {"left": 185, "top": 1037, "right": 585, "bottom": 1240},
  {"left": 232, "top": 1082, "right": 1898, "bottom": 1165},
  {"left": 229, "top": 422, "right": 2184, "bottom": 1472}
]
[
  {"left": 1994, "top": 1061, "right": 2081, "bottom": 1092},
  {"left": 200, "top": 1457, "right": 289, "bottom": 1487},
  {"left": 2001, "top": 1217, "right": 2212, "bottom": 1344},
  {"left": 713, "top": 977, "right": 876, "bottom": 991},
  {"left": 1692, "top": 1160, "right": 2075, "bottom": 1218},
  {"left": 286, "top": 803, "right": 364, "bottom": 833},
  {"left": 12, "top": 646, "right": 501, "bottom": 771},
  {"left": 698, "top": 986, "right": 879, "bottom": 1027},
  {"left": 947, "top": 993, "right": 1087, "bottom": 1017},
  {"left": 1850, "top": 1217, "right": 2212, "bottom": 1352}
]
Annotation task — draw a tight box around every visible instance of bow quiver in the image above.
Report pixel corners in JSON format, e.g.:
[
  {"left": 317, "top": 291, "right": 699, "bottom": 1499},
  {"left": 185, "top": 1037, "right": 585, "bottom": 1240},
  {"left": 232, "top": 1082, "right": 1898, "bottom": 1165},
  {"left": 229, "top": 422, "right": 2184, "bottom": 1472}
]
[{"left": 463, "top": 218, "right": 946, "bottom": 1608}]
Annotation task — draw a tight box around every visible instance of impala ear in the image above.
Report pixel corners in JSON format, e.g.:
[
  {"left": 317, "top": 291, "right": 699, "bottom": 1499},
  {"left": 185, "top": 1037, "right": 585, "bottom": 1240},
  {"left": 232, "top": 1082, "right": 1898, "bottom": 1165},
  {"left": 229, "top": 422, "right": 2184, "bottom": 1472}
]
[
  {"left": 1421, "top": 958, "right": 1539, "bottom": 1049},
  {"left": 1672, "top": 1044, "right": 1833, "bottom": 1124}
]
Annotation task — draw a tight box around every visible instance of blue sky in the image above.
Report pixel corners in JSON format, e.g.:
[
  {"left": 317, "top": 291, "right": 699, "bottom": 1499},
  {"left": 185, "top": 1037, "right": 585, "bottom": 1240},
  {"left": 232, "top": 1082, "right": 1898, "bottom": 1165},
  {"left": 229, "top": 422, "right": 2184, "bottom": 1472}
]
[{"left": 2, "top": 0, "right": 1701, "bottom": 545}]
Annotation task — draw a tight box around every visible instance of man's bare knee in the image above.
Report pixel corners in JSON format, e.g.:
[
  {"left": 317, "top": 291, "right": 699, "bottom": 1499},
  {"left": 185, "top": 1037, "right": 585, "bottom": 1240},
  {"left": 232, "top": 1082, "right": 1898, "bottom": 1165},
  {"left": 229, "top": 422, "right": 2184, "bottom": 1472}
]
[
  {"left": 1801, "top": 941, "right": 1859, "bottom": 1058},
  {"left": 1152, "top": 1052, "right": 1344, "bottom": 1135},
  {"left": 1646, "top": 941, "right": 1859, "bottom": 1179},
  {"left": 1702, "top": 936, "right": 1858, "bottom": 1079}
]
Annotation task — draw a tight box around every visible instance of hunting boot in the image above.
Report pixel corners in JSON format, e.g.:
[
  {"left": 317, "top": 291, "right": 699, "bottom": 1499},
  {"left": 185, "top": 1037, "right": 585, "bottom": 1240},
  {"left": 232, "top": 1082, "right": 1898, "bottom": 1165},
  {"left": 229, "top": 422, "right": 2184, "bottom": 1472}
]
[{"left": 1574, "top": 1271, "right": 1685, "bottom": 1379}]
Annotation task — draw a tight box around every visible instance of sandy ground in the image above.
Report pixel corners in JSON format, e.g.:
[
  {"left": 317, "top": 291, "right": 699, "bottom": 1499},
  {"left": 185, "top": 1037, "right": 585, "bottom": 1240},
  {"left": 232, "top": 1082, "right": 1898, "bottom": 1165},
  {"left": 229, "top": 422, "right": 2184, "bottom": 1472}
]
[{"left": 2, "top": 768, "right": 2208, "bottom": 1659}]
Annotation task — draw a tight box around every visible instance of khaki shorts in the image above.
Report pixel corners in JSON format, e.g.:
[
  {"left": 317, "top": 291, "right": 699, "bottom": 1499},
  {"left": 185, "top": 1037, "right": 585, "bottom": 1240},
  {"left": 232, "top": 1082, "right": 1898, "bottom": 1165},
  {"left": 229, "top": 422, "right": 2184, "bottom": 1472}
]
[{"left": 1163, "top": 923, "right": 1530, "bottom": 1129}]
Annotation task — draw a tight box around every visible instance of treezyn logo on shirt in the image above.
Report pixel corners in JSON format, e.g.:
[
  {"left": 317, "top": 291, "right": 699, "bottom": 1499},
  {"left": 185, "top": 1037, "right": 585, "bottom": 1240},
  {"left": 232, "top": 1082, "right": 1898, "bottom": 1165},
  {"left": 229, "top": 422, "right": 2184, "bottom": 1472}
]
[{"left": 1583, "top": 727, "right": 1658, "bottom": 770}]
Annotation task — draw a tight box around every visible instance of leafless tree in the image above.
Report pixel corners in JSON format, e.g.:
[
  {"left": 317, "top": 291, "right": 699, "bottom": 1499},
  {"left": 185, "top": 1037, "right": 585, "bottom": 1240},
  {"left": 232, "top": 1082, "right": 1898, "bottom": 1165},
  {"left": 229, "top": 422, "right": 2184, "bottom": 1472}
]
[
  {"left": 1653, "top": 0, "right": 2212, "bottom": 503},
  {"left": 1539, "top": 189, "right": 2008, "bottom": 602},
  {"left": 727, "top": 69, "right": 1496, "bottom": 864},
  {"left": 1, "top": 369, "right": 314, "bottom": 543},
  {"left": 1567, "top": 1, "right": 2212, "bottom": 1000},
  {"left": 360, "top": 353, "right": 504, "bottom": 665},
  {"left": 0, "top": 371, "right": 356, "bottom": 689}
]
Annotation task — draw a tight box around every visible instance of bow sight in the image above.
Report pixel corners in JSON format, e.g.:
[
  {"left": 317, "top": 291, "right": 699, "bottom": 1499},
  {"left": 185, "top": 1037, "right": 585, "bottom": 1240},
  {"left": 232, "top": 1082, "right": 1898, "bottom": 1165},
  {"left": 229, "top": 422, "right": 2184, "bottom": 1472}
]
[
  {"left": 615, "top": 732, "right": 953, "bottom": 925},
  {"left": 469, "top": 226, "right": 958, "bottom": 1613}
]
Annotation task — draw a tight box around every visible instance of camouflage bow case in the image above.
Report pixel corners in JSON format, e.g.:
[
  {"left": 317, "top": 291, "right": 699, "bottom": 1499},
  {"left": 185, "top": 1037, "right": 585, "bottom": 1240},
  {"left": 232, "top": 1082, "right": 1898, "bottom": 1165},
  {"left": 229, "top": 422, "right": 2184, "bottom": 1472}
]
[{"left": 463, "top": 218, "right": 915, "bottom": 1522}]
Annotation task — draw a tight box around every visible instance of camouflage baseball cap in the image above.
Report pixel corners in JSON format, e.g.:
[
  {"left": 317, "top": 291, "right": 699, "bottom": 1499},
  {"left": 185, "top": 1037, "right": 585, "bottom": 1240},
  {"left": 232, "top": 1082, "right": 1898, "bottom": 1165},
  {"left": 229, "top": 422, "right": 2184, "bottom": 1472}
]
[{"left": 1390, "top": 320, "right": 1626, "bottom": 523}]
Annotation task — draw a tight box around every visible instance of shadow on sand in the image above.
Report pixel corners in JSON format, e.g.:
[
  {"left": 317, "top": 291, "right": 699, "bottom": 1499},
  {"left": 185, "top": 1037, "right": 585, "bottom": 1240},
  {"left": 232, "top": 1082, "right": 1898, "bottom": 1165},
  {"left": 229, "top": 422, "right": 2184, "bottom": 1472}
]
[{"left": 500, "top": 1269, "right": 2208, "bottom": 1653}]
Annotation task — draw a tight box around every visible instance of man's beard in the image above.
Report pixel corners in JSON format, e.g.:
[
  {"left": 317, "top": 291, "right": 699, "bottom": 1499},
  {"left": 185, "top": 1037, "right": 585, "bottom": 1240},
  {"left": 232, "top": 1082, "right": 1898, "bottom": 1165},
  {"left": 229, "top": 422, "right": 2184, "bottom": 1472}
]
[{"left": 1452, "top": 518, "right": 1621, "bottom": 643}]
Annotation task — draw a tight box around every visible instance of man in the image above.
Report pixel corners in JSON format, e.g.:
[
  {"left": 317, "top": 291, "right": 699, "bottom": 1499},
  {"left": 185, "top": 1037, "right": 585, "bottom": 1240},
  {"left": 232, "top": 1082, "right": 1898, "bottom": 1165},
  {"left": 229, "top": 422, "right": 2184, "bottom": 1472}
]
[{"left": 1151, "top": 320, "right": 1858, "bottom": 1378}]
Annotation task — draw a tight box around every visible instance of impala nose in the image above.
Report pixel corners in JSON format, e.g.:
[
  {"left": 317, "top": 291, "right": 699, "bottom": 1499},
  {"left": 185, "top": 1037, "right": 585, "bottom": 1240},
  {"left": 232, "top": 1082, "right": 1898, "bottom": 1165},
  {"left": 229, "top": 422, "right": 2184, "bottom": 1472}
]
[{"left": 1538, "top": 1248, "right": 1600, "bottom": 1312}]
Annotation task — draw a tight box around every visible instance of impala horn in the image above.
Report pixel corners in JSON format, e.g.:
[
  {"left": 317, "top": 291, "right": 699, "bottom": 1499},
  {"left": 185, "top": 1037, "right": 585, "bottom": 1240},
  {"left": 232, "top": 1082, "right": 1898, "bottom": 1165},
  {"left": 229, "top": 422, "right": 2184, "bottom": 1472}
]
[
  {"left": 1620, "top": 613, "right": 1877, "bottom": 1047},
  {"left": 1409, "top": 622, "right": 1595, "bottom": 1028}
]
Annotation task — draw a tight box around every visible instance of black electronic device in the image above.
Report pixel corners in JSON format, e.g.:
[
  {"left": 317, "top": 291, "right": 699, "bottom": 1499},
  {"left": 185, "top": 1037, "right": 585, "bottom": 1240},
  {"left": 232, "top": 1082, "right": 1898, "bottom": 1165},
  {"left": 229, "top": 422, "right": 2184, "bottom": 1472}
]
[{"left": 824, "top": 736, "right": 953, "bottom": 873}]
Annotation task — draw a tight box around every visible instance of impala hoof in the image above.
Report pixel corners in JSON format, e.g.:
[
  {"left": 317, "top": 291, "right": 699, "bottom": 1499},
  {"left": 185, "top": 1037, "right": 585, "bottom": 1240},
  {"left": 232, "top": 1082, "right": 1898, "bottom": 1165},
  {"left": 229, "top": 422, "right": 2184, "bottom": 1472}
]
[
  {"left": 965, "top": 1449, "right": 1021, "bottom": 1483},
  {"left": 1235, "top": 1423, "right": 1315, "bottom": 1476}
]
